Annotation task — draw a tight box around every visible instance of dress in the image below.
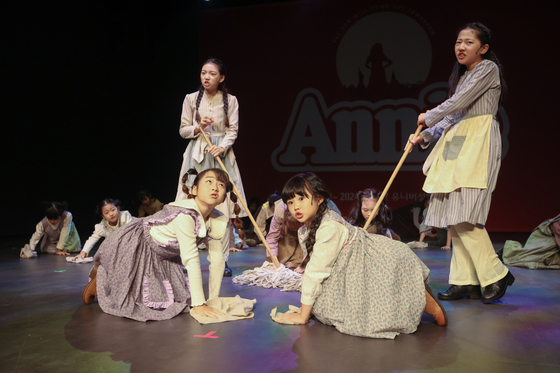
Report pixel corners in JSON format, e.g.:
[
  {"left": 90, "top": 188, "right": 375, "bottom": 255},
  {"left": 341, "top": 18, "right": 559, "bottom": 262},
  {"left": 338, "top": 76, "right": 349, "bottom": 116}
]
[
  {"left": 299, "top": 210, "right": 430, "bottom": 339},
  {"left": 421, "top": 60, "right": 502, "bottom": 228},
  {"left": 29, "top": 212, "right": 81, "bottom": 254},
  {"left": 81, "top": 211, "right": 136, "bottom": 256},
  {"left": 420, "top": 59, "right": 508, "bottom": 287},
  {"left": 175, "top": 90, "right": 247, "bottom": 220},
  {"left": 503, "top": 214, "right": 560, "bottom": 269},
  {"left": 93, "top": 199, "right": 228, "bottom": 322}
]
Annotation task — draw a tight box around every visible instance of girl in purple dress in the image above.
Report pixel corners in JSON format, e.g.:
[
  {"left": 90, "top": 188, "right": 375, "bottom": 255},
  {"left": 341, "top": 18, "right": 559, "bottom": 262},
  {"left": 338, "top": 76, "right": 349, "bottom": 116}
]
[{"left": 83, "top": 168, "right": 239, "bottom": 322}]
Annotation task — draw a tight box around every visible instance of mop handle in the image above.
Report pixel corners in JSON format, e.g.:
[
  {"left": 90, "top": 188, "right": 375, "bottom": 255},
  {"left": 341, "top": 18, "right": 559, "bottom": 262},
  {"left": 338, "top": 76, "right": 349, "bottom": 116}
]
[
  {"left": 364, "top": 124, "right": 424, "bottom": 230},
  {"left": 198, "top": 129, "right": 281, "bottom": 268}
]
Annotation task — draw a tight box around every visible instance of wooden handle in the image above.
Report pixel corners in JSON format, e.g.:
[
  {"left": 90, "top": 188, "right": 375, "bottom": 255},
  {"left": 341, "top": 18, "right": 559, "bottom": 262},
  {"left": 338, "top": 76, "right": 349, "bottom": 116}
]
[
  {"left": 198, "top": 129, "right": 281, "bottom": 268},
  {"left": 364, "top": 125, "right": 423, "bottom": 230}
]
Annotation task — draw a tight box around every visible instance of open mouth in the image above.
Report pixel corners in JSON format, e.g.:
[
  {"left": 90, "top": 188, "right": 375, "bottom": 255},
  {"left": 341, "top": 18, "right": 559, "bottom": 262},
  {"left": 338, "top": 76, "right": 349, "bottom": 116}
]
[{"left": 295, "top": 213, "right": 303, "bottom": 219}]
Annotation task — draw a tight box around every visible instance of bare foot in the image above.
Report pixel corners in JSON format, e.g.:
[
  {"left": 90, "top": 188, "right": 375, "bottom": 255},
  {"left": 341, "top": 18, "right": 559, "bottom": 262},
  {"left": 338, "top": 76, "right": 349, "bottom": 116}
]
[
  {"left": 441, "top": 246, "right": 451, "bottom": 250},
  {"left": 229, "top": 247, "right": 242, "bottom": 252}
]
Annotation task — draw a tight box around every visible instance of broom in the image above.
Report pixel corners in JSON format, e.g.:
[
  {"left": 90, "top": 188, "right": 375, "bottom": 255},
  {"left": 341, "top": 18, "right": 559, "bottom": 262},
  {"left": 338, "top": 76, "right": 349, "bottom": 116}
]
[{"left": 197, "top": 129, "right": 303, "bottom": 291}]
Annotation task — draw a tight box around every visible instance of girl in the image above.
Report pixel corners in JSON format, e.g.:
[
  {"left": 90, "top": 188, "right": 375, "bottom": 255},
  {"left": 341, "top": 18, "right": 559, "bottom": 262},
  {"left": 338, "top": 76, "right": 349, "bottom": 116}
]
[
  {"left": 27, "top": 202, "right": 81, "bottom": 256},
  {"left": 346, "top": 188, "right": 400, "bottom": 240},
  {"left": 409, "top": 23, "right": 513, "bottom": 303},
  {"left": 175, "top": 58, "right": 248, "bottom": 271},
  {"left": 83, "top": 168, "right": 239, "bottom": 322},
  {"left": 75, "top": 199, "right": 136, "bottom": 259},
  {"left": 276, "top": 173, "right": 446, "bottom": 339}
]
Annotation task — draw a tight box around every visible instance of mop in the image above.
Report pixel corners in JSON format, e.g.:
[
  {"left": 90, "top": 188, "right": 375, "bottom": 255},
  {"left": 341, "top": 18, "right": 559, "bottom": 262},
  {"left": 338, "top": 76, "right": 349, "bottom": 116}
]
[
  {"left": 197, "top": 130, "right": 303, "bottom": 292},
  {"left": 363, "top": 125, "right": 423, "bottom": 230}
]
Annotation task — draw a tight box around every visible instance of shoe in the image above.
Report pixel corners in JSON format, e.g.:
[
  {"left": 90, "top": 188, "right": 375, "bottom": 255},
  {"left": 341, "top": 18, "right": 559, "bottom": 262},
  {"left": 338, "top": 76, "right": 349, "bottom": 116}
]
[
  {"left": 482, "top": 271, "right": 515, "bottom": 304},
  {"left": 82, "top": 277, "right": 97, "bottom": 305},
  {"left": 82, "top": 263, "right": 99, "bottom": 305},
  {"left": 223, "top": 262, "right": 232, "bottom": 277},
  {"left": 425, "top": 284, "right": 447, "bottom": 326},
  {"left": 438, "top": 284, "right": 482, "bottom": 300}
]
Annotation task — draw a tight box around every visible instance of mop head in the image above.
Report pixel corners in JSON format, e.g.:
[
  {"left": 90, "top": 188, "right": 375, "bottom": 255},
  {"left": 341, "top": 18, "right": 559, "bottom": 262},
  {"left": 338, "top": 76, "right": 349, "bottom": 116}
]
[
  {"left": 232, "top": 261, "right": 303, "bottom": 292},
  {"left": 407, "top": 241, "right": 428, "bottom": 249}
]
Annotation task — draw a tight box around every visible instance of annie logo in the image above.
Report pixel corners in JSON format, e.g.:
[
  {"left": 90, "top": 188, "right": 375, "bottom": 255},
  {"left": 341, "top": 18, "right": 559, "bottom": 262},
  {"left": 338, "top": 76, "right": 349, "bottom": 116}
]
[{"left": 272, "top": 9, "right": 509, "bottom": 172}]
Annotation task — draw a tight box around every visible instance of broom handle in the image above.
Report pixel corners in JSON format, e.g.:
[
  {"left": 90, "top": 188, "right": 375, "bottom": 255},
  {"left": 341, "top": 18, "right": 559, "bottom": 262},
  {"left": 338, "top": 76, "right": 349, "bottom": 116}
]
[
  {"left": 364, "top": 124, "right": 423, "bottom": 230},
  {"left": 198, "top": 129, "right": 281, "bottom": 268}
]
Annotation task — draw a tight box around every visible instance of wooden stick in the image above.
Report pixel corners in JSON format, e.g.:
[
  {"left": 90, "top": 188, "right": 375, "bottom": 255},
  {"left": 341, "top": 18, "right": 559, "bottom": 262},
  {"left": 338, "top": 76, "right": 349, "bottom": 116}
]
[
  {"left": 198, "top": 129, "right": 281, "bottom": 268},
  {"left": 364, "top": 125, "right": 424, "bottom": 230}
]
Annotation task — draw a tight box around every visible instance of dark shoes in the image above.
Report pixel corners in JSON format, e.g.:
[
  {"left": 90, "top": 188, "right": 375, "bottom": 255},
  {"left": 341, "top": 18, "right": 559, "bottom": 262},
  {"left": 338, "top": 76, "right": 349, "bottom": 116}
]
[
  {"left": 223, "top": 262, "right": 232, "bottom": 277},
  {"left": 438, "top": 284, "right": 482, "bottom": 300},
  {"left": 482, "top": 271, "right": 515, "bottom": 304}
]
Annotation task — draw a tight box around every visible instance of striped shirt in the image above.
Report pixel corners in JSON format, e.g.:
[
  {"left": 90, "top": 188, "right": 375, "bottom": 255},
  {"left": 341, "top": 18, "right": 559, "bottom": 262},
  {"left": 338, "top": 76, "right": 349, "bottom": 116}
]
[{"left": 421, "top": 60, "right": 502, "bottom": 227}]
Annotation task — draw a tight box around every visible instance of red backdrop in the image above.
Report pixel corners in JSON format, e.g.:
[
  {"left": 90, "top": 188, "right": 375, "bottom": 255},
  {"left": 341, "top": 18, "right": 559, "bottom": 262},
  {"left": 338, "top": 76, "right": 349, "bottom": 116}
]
[{"left": 197, "top": 0, "right": 559, "bottom": 232}]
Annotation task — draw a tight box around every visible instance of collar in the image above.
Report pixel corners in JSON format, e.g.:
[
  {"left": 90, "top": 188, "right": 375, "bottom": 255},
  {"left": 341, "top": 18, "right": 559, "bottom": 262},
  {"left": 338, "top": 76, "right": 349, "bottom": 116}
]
[{"left": 170, "top": 199, "right": 228, "bottom": 239}]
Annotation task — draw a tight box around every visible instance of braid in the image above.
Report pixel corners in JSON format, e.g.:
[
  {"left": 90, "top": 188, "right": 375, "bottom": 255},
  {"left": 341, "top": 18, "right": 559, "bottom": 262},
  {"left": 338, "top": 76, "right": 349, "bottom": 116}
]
[
  {"left": 301, "top": 200, "right": 328, "bottom": 268},
  {"left": 221, "top": 83, "right": 229, "bottom": 127},
  {"left": 229, "top": 190, "right": 243, "bottom": 229},
  {"left": 194, "top": 85, "right": 204, "bottom": 124}
]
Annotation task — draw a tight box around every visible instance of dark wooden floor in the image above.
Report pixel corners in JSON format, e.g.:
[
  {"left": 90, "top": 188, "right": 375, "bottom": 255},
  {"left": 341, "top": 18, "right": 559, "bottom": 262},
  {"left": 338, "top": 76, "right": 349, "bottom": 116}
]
[{"left": 1, "top": 233, "right": 559, "bottom": 373}]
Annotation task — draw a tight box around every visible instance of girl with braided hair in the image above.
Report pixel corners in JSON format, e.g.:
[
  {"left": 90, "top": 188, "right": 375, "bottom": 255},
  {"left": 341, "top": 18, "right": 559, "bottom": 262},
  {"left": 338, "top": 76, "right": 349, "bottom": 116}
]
[
  {"left": 175, "top": 58, "right": 248, "bottom": 274},
  {"left": 409, "top": 23, "right": 513, "bottom": 304},
  {"left": 274, "top": 172, "right": 447, "bottom": 339},
  {"left": 83, "top": 168, "right": 238, "bottom": 321}
]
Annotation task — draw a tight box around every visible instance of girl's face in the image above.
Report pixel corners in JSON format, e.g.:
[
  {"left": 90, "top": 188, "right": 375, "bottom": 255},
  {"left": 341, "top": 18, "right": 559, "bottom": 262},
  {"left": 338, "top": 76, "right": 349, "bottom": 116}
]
[
  {"left": 361, "top": 198, "right": 378, "bottom": 221},
  {"left": 455, "top": 28, "right": 489, "bottom": 70},
  {"left": 192, "top": 171, "right": 228, "bottom": 208},
  {"left": 200, "top": 63, "right": 224, "bottom": 94},
  {"left": 286, "top": 189, "right": 324, "bottom": 227},
  {"left": 101, "top": 204, "right": 120, "bottom": 226}
]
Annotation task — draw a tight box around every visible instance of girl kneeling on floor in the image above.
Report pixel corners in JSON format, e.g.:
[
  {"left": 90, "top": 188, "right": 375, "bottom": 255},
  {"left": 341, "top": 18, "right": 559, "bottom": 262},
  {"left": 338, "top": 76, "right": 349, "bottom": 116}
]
[
  {"left": 27, "top": 202, "right": 81, "bottom": 256},
  {"left": 73, "top": 199, "right": 136, "bottom": 260},
  {"left": 276, "top": 172, "right": 446, "bottom": 339},
  {"left": 83, "top": 168, "right": 239, "bottom": 322}
]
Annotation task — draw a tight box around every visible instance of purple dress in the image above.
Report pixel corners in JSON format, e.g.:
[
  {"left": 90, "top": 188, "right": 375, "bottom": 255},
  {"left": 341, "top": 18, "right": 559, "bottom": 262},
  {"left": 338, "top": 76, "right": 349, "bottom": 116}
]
[{"left": 94, "top": 204, "right": 207, "bottom": 322}]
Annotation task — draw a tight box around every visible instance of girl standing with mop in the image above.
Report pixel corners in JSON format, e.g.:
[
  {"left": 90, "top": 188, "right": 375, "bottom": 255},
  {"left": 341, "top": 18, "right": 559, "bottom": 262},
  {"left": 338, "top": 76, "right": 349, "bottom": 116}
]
[
  {"left": 409, "top": 22, "right": 513, "bottom": 304},
  {"left": 175, "top": 58, "right": 248, "bottom": 276}
]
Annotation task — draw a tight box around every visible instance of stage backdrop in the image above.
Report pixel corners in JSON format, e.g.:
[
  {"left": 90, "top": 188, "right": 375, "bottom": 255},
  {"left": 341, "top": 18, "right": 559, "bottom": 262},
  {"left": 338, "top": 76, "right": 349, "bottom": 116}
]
[{"left": 197, "top": 0, "right": 558, "bottom": 232}]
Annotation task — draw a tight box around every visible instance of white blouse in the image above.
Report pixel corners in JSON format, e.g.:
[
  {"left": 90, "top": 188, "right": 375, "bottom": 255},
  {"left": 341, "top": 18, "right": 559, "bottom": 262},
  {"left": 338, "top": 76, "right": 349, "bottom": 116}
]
[
  {"left": 81, "top": 211, "right": 136, "bottom": 255},
  {"left": 149, "top": 199, "right": 228, "bottom": 307},
  {"left": 298, "top": 220, "right": 349, "bottom": 305}
]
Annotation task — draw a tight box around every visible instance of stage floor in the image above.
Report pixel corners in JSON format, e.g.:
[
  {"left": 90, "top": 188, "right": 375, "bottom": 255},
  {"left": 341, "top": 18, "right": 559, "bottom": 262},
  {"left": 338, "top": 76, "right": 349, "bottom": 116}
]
[{"left": 1, "top": 233, "right": 559, "bottom": 373}]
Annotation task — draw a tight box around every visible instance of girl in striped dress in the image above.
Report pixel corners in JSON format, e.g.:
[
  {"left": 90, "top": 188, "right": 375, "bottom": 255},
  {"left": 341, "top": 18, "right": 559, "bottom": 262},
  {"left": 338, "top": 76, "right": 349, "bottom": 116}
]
[
  {"left": 175, "top": 58, "right": 247, "bottom": 276},
  {"left": 409, "top": 23, "right": 513, "bottom": 304}
]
